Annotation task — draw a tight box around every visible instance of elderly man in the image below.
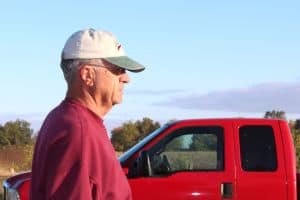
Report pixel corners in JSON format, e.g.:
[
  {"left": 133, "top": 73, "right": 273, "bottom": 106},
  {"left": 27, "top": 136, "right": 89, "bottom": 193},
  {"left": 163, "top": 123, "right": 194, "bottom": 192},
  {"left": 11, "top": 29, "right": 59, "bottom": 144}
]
[{"left": 30, "top": 29, "right": 145, "bottom": 200}]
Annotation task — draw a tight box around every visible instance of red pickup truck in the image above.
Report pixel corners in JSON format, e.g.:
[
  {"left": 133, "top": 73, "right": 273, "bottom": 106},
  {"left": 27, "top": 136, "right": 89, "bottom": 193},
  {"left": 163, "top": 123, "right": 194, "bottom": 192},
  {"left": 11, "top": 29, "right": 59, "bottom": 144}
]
[{"left": 3, "top": 118, "right": 300, "bottom": 200}]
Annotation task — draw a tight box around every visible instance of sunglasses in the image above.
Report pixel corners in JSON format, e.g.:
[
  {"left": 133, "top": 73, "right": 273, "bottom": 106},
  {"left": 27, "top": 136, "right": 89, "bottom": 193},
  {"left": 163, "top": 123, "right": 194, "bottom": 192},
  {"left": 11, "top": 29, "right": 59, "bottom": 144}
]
[{"left": 82, "top": 63, "right": 126, "bottom": 75}]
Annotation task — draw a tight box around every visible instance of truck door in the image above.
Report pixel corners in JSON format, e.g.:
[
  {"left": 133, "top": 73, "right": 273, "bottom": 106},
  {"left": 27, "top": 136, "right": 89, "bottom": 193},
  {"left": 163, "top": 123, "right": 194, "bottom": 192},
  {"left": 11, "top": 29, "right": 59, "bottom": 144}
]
[
  {"left": 234, "top": 120, "right": 287, "bottom": 200},
  {"left": 128, "top": 121, "right": 236, "bottom": 200}
]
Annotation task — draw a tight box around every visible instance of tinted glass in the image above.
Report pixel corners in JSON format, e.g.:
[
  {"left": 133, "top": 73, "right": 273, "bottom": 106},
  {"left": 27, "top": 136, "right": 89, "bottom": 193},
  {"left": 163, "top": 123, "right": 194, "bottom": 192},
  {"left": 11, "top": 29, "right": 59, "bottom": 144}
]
[{"left": 239, "top": 125, "right": 277, "bottom": 171}]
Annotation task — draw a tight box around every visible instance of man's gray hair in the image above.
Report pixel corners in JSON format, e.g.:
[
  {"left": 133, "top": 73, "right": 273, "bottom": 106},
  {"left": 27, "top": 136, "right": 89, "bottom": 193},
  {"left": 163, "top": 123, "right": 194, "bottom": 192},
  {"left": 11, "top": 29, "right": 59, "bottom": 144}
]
[{"left": 60, "top": 59, "right": 103, "bottom": 84}]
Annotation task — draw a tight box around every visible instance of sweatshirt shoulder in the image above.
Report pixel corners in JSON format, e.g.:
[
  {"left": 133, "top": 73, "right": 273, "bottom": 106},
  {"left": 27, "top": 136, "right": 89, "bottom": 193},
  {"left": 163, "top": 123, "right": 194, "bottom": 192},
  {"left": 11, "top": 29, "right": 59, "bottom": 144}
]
[{"left": 39, "top": 102, "right": 83, "bottom": 142}]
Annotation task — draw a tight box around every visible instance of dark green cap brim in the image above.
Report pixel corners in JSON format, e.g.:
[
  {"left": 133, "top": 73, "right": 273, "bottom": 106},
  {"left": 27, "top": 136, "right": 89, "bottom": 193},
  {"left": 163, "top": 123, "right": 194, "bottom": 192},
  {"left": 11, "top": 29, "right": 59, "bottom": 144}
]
[{"left": 103, "top": 56, "right": 145, "bottom": 72}]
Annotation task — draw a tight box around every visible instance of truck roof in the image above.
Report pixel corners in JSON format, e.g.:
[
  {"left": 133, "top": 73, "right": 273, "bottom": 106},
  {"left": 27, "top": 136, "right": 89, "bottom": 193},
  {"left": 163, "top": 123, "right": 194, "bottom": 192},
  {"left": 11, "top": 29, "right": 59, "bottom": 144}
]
[{"left": 167, "top": 118, "right": 285, "bottom": 126}]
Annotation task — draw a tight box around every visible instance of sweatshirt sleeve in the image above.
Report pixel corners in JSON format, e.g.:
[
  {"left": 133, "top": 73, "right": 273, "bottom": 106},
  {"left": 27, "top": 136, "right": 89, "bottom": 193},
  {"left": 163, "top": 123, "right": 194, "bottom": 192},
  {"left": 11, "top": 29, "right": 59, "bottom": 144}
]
[{"left": 44, "top": 120, "right": 92, "bottom": 200}]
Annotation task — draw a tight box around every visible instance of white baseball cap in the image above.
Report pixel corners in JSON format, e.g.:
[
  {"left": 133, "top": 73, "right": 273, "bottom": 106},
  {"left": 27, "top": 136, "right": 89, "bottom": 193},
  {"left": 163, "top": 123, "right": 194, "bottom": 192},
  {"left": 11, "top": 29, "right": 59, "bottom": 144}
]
[{"left": 61, "top": 28, "right": 145, "bottom": 72}]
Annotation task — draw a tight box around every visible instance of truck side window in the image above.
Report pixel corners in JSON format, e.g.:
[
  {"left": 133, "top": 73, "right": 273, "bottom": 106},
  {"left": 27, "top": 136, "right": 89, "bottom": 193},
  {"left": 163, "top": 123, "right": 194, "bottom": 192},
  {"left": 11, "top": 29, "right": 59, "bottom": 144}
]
[
  {"left": 239, "top": 125, "right": 277, "bottom": 171},
  {"left": 149, "top": 126, "right": 224, "bottom": 175}
]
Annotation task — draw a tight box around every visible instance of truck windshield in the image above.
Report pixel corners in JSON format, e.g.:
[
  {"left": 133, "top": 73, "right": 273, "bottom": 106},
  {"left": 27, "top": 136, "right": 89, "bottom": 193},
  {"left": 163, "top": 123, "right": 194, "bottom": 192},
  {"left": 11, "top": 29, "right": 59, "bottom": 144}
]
[{"left": 119, "top": 124, "right": 170, "bottom": 164}]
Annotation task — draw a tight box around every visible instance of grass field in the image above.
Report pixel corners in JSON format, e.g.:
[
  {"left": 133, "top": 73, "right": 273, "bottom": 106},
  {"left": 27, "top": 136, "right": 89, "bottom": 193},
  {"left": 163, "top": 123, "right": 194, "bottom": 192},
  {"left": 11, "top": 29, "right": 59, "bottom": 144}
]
[{"left": 162, "top": 151, "right": 218, "bottom": 171}]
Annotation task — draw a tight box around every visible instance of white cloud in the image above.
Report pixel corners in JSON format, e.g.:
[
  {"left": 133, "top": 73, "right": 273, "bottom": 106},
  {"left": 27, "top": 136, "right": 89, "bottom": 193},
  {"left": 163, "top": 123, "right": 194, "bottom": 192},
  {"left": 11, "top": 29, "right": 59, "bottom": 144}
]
[
  {"left": 3, "top": 81, "right": 300, "bottom": 133},
  {"left": 154, "top": 81, "right": 300, "bottom": 114}
]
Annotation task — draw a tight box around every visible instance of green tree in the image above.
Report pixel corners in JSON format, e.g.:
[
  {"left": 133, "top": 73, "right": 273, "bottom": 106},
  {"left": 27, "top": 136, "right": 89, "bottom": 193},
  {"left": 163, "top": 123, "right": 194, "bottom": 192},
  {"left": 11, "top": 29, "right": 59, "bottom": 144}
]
[
  {"left": 264, "top": 110, "right": 286, "bottom": 120},
  {"left": 0, "top": 125, "right": 10, "bottom": 145},
  {"left": 111, "top": 117, "right": 161, "bottom": 152},
  {"left": 295, "top": 119, "right": 300, "bottom": 130},
  {"left": 0, "top": 119, "right": 33, "bottom": 146},
  {"left": 289, "top": 120, "right": 300, "bottom": 170},
  {"left": 111, "top": 121, "right": 139, "bottom": 152},
  {"left": 165, "top": 136, "right": 184, "bottom": 151},
  {"left": 135, "top": 117, "right": 161, "bottom": 141},
  {"left": 190, "top": 134, "right": 217, "bottom": 151}
]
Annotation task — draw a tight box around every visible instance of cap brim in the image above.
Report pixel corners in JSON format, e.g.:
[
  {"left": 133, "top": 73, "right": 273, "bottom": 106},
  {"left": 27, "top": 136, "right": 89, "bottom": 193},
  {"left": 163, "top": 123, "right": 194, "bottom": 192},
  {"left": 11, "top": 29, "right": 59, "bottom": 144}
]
[{"left": 103, "top": 56, "right": 145, "bottom": 72}]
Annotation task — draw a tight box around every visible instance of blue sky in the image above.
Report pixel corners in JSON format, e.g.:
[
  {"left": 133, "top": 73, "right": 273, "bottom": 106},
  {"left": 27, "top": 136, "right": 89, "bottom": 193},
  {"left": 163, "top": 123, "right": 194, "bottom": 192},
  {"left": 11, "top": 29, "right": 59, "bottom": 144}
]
[{"left": 0, "top": 1, "right": 299, "bottom": 133}]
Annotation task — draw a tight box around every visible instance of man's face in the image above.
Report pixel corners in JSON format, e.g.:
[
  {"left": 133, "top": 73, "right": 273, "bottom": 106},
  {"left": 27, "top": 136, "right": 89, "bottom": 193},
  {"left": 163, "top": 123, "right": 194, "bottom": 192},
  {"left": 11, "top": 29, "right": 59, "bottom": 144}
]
[{"left": 94, "top": 62, "right": 130, "bottom": 106}]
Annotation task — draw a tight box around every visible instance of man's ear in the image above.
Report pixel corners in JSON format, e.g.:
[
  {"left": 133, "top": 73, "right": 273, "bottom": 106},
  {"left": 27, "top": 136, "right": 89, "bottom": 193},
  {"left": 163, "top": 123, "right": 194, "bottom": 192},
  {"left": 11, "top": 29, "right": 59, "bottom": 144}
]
[{"left": 79, "top": 65, "right": 95, "bottom": 87}]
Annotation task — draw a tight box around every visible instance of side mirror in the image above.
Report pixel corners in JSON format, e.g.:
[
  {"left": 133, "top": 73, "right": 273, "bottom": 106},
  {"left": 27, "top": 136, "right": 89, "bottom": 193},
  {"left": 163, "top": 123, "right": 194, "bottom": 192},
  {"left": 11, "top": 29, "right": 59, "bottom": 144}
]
[{"left": 128, "top": 150, "right": 153, "bottom": 178}]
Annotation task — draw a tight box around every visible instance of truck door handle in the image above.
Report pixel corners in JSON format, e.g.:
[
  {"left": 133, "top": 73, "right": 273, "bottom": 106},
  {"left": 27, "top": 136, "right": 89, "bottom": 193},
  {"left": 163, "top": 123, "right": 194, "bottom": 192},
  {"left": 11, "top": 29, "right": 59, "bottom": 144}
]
[{"left": 221, "top": 182, "right": 233, "bottom": 198}]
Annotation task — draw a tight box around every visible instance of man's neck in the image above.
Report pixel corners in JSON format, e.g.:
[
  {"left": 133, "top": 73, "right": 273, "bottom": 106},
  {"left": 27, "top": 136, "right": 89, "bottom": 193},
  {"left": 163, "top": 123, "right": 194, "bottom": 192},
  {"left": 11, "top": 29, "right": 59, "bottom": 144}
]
[{"left": 66, "top": 90, "right": 111, "bottom": 118}]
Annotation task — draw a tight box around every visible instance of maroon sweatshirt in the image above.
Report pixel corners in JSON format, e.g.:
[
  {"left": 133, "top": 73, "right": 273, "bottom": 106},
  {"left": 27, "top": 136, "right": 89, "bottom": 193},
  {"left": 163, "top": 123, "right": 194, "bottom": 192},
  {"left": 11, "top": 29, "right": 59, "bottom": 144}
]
[{"left": 30, "top": 98, "right": 132, "bottom": 200}]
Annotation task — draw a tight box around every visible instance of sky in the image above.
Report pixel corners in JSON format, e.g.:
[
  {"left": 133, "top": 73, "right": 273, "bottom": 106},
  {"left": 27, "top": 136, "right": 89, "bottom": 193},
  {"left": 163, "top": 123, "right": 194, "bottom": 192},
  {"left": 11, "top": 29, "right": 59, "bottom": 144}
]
[{"left": 0, "top": 1, "right": 299, "bottom": 133}]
